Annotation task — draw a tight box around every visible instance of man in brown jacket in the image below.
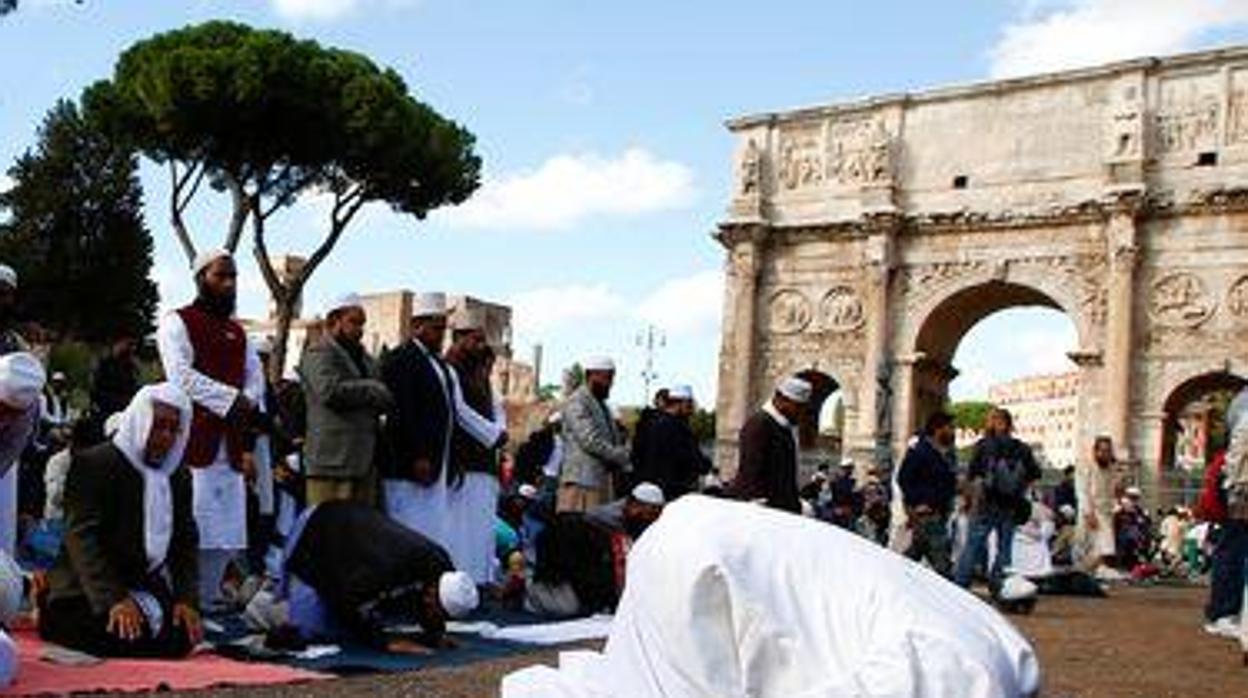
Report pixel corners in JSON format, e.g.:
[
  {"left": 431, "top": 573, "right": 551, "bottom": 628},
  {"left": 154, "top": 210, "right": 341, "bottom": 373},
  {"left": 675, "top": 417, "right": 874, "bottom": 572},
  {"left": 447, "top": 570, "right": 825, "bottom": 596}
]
[{"left": 728, "top": 377, "right": 811, "bottom": 514}]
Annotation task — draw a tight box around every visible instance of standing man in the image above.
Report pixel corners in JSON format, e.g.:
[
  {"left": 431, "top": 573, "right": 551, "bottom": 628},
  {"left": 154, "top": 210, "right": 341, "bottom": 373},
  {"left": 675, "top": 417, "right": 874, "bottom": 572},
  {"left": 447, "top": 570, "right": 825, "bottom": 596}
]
[
  {"left": 955, "top": 408, "right": 1041, "bottom": 597},
  {"left": 897, "top": 411, "right": 959, "bottom": 578},
  {"left": 0, "top": 353, "right": 45, "bottom": 555},
  {"left": 300, "top": 294, "right": 392, "bottom": 507},
  {"left": 91, "top": 335, "right": 141, "bottom": 426},
  {"left": 1077, "top": 436, "right": 1119, "bottom": 576},
  {"left": 728, "top": 376, "right": 811, "bottom": 514},
  {"left": 559, "top": 357, "right": 630, "bottom": 513},
  {"left": 445, "top": 311, "right": 508, "bottom": 584},
  {"left": 381, "top": 293, "right": 504, "bottom": 550},
  {"left": 630, "top": 385, "right": 711, "bottom": 501},
  {"left": 157, "top": 249, "right": 264, "bottom": 611}
]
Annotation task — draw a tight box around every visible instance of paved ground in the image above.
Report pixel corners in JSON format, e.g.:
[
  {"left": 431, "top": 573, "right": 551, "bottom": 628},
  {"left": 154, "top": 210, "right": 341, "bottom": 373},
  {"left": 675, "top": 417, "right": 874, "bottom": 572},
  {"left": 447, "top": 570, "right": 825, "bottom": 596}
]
[{"left": 166, "top": 585, "right": 1245, "bottom": 698}]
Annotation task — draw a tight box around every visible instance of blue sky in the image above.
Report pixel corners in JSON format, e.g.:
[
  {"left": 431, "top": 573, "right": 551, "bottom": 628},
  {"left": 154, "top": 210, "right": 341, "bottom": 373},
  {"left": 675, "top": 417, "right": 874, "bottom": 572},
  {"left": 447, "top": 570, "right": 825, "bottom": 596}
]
[{"left": 3, "top": 0, "right": 1248, "bottom": 406}]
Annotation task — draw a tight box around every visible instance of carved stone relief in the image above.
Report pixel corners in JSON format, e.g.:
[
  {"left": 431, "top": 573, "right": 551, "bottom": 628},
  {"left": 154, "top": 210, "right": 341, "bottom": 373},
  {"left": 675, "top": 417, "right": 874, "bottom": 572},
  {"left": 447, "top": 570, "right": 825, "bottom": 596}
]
[
  {"left": 777, "top": 128, "right": 823, "bottom": 191},
  {"left": 826, "top": 118, "right": 894, "bottom": 186},
  {"left": 739, "top": 138, "right": 762, "bottom": 196},
  {"left": 1106, "top": 83, "right": 1144, "bottom": 160},
  {"left": 1149, "top": 272, "right": 1215, "bottom": 327},
  {"left": 1227, "top": 275, "right": 1248, "bottom": 318},
  {"left": 767, "top": 289, "right": 813, "bottom": 334},
  {"left": 1154, "top": 77, "right": 1220, "bottom": 154},
  {"left": 819, "top": 286, "right": 866, "bottom": 332}
]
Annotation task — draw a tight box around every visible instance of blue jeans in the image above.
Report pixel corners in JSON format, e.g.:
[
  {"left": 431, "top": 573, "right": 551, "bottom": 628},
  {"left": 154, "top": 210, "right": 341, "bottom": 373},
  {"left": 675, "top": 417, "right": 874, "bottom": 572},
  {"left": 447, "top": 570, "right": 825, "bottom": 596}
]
[{"left": 955, "top": 509, "right": 1015, "bottom": 593}]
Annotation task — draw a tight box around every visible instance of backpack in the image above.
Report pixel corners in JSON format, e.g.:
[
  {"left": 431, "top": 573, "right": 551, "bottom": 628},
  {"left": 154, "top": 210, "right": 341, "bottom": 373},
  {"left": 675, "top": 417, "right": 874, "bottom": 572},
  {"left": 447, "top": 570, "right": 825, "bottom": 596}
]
[{"left": 983, "top": 445, "right": 1030, "bottom": 501}]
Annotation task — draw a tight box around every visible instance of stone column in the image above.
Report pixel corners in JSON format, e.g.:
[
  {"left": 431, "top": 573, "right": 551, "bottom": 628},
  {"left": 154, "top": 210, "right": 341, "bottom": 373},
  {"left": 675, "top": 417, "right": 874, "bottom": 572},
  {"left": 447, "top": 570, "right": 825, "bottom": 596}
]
[
  {"left": 1103, "top": 199, "right": 1141, "bottom": 460},
  {"left": 891, "top": 352, "right": 923, "bottom": 458},
  {"left": 713, "top": 227, "right": 765, "bottom": 476},
  {"left": 856, "top": 219, "right": 896, "bottom": 466}
]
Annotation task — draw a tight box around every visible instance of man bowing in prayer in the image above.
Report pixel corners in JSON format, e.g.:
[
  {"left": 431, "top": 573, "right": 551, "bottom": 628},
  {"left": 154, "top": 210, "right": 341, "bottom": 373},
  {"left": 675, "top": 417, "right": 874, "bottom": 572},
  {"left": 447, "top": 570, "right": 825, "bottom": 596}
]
[
  {"left": 381, "top": 293, "right": 505, "bottom": 550},
  {"left": 728, "top": 376, "right": 811, "bottom": 514},
  {"left": 0, "top": 353, "right": 45, "bottom": 556},
  {"left": 559, "top": 356, "right": 630, "bottom": 512},
  {"left": 40, "top": 384, "right": 202, "bottom": 658},
  {"left": 157, "top": 249, "right": 265, "bottom": 611}
]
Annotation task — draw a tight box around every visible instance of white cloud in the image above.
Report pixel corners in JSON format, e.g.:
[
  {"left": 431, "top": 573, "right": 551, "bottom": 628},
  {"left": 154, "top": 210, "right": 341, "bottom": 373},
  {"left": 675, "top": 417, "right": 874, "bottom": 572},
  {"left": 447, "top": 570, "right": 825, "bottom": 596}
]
[
  {"left": 989, "top": 0, "right": 1248, "bottom": 78},
  {"left": 439, "top": 148, "right": 696, "bottom": 232},
  {"left": 508, "top": 284, "right": 627, "bottom": 340},
  {"left": 270, "top": 0, "right": 415, "bottom": 22},
  {"left": 635, "top": 270, "right": 723, "bottom": 336}
]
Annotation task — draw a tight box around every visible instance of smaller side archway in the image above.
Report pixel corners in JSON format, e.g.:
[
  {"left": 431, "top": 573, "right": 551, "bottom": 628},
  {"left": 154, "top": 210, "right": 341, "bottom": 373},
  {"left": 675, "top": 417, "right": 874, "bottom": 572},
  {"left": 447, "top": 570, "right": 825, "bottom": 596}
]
[{"left": 1158, "top": 371, "right": 1248, "bottom": 473}]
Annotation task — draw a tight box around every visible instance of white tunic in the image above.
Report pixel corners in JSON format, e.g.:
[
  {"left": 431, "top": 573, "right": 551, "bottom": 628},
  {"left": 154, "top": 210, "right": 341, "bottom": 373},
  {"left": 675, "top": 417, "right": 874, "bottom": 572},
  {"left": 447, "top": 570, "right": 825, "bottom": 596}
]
[
  {"left": 157, "top": 310, "right": 265, "bottom": 551},
  {"left": 446, "top": 397, "right": 508, "bottom": 584},
  {"left": 503, "top": 496, "right": 1040, "bottom": 698},
  {"left": 0, "top": 403, "right": 38, "bottom": 556},
  {"left": 384, "top": 340, "right": 503, "bottom": 552}
]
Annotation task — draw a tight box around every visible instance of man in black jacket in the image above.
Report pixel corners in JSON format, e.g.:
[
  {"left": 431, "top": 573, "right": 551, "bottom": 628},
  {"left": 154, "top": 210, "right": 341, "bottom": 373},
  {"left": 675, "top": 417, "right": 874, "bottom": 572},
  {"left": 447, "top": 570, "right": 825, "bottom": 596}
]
[
  {"left": 897, "top": 411, "right": 959, "bottom": 578},
  {"left": 630, "top": 385, "right": 710, "bottom": 501},
  {"left": 40, "top": 384, "right": 202, "bottom": 658},
  {"left": 728, "top": 377, "right": 811, "bottom": 514},
  {"left": 380, "top": 293, "right": 504, "bottom": 549}
]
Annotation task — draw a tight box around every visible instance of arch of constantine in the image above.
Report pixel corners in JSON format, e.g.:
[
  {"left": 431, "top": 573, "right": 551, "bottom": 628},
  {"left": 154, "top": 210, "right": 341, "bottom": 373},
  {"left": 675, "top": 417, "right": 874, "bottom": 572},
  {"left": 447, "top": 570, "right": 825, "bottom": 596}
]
[{"left": 713, "top": 47, "right": 1248, "bottom": 498}]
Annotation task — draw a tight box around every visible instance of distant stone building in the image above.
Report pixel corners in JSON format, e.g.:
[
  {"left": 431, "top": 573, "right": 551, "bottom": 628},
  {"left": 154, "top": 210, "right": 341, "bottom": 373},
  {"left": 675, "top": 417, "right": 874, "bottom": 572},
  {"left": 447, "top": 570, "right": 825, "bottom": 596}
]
[{"left": 988, "top": 372, "right": 1080, "bottom": 469}]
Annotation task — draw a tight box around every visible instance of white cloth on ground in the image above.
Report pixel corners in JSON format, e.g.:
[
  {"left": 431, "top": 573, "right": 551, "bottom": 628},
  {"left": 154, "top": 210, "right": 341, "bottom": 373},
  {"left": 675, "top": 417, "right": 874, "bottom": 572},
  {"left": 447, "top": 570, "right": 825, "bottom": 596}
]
[
  {"left": 1010, "top": 501, "right": 1055, "bottom": 579},
  {"left": 111, "top": 383, "right": 193, "bottom": 571},
  {"left": 503, "top": 496, "right": 1040, "bottom": 698}
]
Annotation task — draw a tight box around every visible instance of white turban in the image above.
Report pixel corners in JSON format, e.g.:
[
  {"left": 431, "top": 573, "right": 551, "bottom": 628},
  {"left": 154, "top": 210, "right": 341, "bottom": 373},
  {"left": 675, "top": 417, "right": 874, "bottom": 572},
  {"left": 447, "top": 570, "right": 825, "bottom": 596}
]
[
  {"left": 583, "top": 356, "right": 615, "bottom": 372},
  {"left": 412, "top": 292, "right": 447, "bottom": 318},
  {"left": 0, "top": 352, "right": 46, "bottom": 410},
  {"left": 630, "top": 482, "right": 666, "bottom": 506},
  {"left": 112, "top": 383, "right": 193, "bottom": 571},
  {"left": 438, "top": 571, "right": 479, "bottom": 619},
  {"left": 777, "top": 376, "right": 813, "bottom": 404},
  {"left": 667, "top": 384, "right": 694, "bottom": 401},
  {"left": 325, "top": 293, "right": 363, "bottom": 316},
  {"left": 191, "top": 248, "right": 232, "bottom": 277},
  {"left": 0, "top": 265, "right": 16, "bottom": 290}
]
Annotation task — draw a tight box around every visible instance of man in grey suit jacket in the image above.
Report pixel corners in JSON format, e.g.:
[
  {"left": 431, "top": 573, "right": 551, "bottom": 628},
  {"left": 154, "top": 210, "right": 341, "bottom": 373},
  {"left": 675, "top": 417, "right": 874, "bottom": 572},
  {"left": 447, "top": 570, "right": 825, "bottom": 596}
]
[
  {"left": 558, "top": 356, "right": 630, "bottom": 512},
  {"left": 300, "top": 294, "right": 393, "bottom": 507}
]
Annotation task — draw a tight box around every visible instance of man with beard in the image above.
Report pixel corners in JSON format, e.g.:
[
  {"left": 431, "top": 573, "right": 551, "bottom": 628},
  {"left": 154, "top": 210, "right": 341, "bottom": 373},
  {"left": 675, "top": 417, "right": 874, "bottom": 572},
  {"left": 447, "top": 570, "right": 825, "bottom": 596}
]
[
  {"left": 381, "top": 293, "right": 504, "bottom": 552},
  {"left": 559, "top": 357, "right": 630, "bottom": 513},
  {"left": 157, "top": 249, "right": 265, "bottom": 611},
  {"left": 300, "top": 294, "right": 392, "bottom": 507},
  {"left": 897, "top": 411, "right": 959, "bottom": 578},
  {"left": 728, "top": 377, "right": 811, "bottom": 514},
  {"left": 629, "top": 385, "right": 710, "bottom": 501},
  {"left": 445, "top": 310, "right": 508, "bottom": 585},
  {"left": 526, "top": 482, "right": 665, "bottom": 618}
]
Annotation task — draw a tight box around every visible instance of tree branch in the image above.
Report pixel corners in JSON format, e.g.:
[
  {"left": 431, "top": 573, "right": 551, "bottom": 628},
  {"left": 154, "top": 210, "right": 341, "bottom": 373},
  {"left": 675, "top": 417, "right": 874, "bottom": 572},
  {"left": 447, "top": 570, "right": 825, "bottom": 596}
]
[
  {"left": 222, "top": 171, "right": 248, "bottom": 254},
  {"left": 168, "top": 162, "right": 198, "bottom": 264},
  {"left": 249, "top": 194, "right": 284, "bottom": 299}
]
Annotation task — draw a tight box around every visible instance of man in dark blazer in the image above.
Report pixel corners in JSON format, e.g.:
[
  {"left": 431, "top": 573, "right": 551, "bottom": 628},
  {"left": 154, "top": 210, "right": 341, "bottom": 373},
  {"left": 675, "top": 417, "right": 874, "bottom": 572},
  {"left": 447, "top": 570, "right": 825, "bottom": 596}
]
[
  {"left": 897, "top": 410, "right": 959, "bottom": 577},
  {"left": 381, "top": 292, "right": 503, "bottom": 547},
  {"left": 300, "top": 294, "right": 393, "bottom": 507},
  {"left": 728, "top": 377, "right": 811, "bottom": 514},
  {"left": 630, "top": 385, "right": 711, "bottom": 501},
  {"left": 40, "top": 384, "right": 202, "bottom": 658}
]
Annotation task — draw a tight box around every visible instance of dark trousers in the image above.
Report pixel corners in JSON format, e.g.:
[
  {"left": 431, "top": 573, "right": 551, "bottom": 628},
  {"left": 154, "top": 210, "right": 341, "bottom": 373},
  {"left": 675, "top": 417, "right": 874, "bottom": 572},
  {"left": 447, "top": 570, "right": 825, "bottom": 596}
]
[
  {"left": 1206, "top": 520, "right": 1248, "bottom": 622},
  {"left": 905, "top": 511, "right": 953, "bottom": 578},
  {"left": 956, "top": 509, "right": 1015, "bottom": 593},
  {"left": 40, "top": 595, "right": 192, "bottom": 659}
]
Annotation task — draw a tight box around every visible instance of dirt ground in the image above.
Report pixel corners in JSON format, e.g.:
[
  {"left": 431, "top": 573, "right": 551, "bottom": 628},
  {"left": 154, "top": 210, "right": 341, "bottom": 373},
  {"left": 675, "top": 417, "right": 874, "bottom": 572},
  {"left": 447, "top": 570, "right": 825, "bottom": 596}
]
[{"left": 166, "top": 585, "right": 1246, "bottom": 698}]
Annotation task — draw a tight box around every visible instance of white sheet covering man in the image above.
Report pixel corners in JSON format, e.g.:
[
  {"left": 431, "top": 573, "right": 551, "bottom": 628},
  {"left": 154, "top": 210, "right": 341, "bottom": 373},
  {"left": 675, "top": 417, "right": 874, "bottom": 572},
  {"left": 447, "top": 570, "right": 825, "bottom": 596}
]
[
  {"left": 0, "top": 352, "right": 45, "bottom": 555},
  {"left": 157, "top": 249, "right": 265, "bottom": 609},
  {"left": 502, "top": 495, "right": 1040, "bottom": 698},
  {"left": 381, "top": 292, "right": 505, "bottom": 549}
]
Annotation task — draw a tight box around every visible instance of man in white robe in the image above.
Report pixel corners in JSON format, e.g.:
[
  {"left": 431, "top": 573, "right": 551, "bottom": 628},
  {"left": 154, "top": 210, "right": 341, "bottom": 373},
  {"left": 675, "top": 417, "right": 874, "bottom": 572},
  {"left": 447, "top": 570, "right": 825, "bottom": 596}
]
[
  {"left": 380, "top": 292, "right": 504, "bottom": 551},
  {"left": 0, "top": 353, "right": 45, "bottom": 556},
  {"left": 157, "top": 249, "right": 265, "bottom": 610},
  {"left": 503, "top": 496, "right": 1040, "bottom": 698}
]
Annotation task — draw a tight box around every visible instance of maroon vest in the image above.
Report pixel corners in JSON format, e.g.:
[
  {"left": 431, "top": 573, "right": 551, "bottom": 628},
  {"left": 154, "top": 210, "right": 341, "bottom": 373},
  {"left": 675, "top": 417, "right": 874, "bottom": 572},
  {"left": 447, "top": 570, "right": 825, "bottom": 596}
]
[{"left": 177, "top": 304, "right": 247, "bottom": 469}]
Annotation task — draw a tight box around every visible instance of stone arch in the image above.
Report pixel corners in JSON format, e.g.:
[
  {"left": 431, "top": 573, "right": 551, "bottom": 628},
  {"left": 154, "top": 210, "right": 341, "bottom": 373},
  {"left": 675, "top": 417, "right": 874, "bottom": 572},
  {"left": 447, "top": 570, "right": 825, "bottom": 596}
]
[{"left": 1157, "top": 370, "right": 1247, "bottom": 472}]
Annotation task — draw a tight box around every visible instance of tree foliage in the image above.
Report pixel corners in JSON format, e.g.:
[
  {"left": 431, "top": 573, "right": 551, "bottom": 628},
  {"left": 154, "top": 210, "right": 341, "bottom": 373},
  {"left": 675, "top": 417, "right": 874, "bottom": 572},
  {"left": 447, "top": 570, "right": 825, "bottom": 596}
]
[
  {"left": 85, "top": 20, "right": 482, "bottom": 377},
  {"left": 0, "top": 99, "right": 158, "bottom": 342},
  {"left": 949, "top": 400, "right": 996, "bottom": 433}
]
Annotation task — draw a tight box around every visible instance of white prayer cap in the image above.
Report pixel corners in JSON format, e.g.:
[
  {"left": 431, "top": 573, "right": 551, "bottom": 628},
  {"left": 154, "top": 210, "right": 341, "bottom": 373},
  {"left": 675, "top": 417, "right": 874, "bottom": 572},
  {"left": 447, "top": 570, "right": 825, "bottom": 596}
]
[
  {"left": 438, "top": 571, "right": 479, "bottom": 619},
  {"left": 668, "top": 384, "right": 694, "bottom": 401},
  {"left": 103, "top": 411, "right": 124, "bottom": 438},
  {"left": 0, "top": 264, "right": 16, "bottom": 289},
  {"left": 776, "top": 376, "right": 813, "bottom": 404},
  {"left": 583, "top": 355, "right": 615, "bottom": 372},
  {"left": 0, "top": 551, "right": 22, "bottom": 625},
  {"left": 545, "top": 410, "right": 563, "bottom": 425},
  {"left": 191, "top": 248, "right": 232, "bottom": 277},
  {"left": 412, "top": 292, "right": 447, "bottom": 318},
  {"left": 325, "top": 293, "right": 363, "bottom": 316},
  {"left": 518, "top": 483, "right": 539, "bottom": 500},
  {"left": 999, "top": 575, "right": 1038, "bottom": 602},
  {"left": 1125, "top": 486, "right": 1142, "bottom": 498},
  {"left": 630, "top": 482, "right": 665, "bottom": 506},
  {"left": 1058, "top": 504, "right": 1076, "bottom": 519},
  {"left": 450, "top": 307, "right": 487, "bottom": 332},
  {"left": 0, "top": 352, "right": 46, "bottom": 410},
  {"left": 839, "top": 456, "right": 855, "bottom": 468},
  {"left": 51, "top": 371, "right": 67, "bottom": 382}
]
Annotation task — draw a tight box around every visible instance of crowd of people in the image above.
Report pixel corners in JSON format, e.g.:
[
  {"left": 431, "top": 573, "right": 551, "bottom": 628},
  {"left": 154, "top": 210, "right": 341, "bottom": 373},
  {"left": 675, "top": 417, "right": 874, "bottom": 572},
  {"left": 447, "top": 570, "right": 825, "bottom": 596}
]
[{"left": 0, "top": 246, "right": 1242, "bottom": 691}]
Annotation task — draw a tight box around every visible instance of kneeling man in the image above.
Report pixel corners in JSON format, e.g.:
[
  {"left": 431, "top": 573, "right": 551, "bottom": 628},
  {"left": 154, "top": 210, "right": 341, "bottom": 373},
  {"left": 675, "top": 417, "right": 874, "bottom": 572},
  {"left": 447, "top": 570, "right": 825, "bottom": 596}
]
[
  {"left": 504, "top": 495, "right": 1040, "bottom": 698},
  {"left": 250, "top": 501, "right": 478, "bottom": 651},
  {"left": 40, "top": 384, "right": 202, "bottom": 658}
]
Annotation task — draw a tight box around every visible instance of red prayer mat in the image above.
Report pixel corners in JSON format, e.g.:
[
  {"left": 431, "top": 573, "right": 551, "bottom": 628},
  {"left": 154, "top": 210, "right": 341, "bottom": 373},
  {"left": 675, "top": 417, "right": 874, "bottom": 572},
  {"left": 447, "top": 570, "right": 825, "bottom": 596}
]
[{"left": 2, "top": 629, "right": 330, "bottom": 696}]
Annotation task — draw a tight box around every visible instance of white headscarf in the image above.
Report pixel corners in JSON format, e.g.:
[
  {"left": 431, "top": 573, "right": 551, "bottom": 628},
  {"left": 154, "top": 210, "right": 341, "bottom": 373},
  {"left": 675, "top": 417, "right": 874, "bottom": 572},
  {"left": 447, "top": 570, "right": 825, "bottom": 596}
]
[{"left": 111, "top": 383, "right": 192, "bottom": 572}]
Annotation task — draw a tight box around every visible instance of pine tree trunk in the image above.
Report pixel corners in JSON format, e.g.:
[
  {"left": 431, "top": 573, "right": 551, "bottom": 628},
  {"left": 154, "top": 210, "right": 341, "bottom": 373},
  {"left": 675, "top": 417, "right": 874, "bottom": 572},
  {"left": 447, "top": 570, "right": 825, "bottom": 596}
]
[{"left": 270, "top": 297, "right": 295, "bottom": 384}]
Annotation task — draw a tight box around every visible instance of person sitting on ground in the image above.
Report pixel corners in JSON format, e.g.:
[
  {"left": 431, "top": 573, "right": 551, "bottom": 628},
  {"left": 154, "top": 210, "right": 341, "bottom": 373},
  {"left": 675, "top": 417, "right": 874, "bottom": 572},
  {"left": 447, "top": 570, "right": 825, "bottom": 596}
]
[
  {"left": 502, "top": 495, "right": 1040, "bottom": 698},
  {"left": 1113, "top": 487, "right": 1153, "bottom": 572},
  {"left": 39, "top": 384, "right": 203, "bottom": 658},
  {"left": 526, "top": 483, "right": 665, "bottom": 618},
  {"left": 245, "top": 500, "right": 477, "bottom": 652}
]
